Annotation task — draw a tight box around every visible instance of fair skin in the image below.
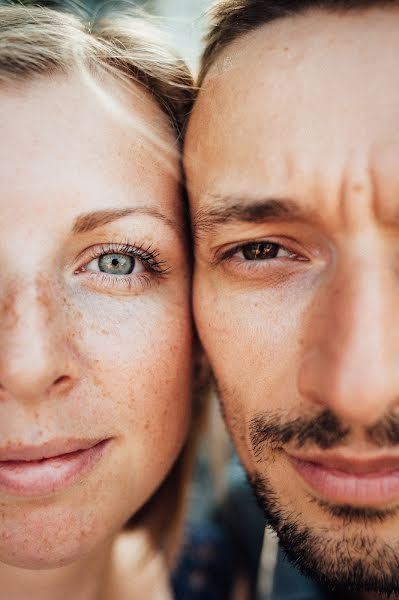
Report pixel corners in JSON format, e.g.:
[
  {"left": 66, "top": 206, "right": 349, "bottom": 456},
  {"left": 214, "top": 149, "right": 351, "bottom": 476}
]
[
  {"left": 0, "top": 74, "right": 191, "bottom": 600},
  {"left": 186, "top": 6, "right": 399, "bottom": 598}
]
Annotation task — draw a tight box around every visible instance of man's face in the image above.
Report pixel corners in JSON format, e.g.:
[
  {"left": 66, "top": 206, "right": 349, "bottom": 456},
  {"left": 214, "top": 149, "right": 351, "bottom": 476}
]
[{"left": 186, "top": 7, "right": 399, "bottom": 595}]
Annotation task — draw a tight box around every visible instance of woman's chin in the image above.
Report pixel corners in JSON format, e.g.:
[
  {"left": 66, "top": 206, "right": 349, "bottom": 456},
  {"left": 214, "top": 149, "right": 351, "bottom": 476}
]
[
  {"left": 0, "top": 548, "right": 89, "bottom": 570},
  {"left": 0, "top": 505, "right": 113, "bottom": 570}
]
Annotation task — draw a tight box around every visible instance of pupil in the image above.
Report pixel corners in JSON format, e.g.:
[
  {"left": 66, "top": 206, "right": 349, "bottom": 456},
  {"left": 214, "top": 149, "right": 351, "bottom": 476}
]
[{"left": 243, "top": 242, "right": 278, "bottom": 260}]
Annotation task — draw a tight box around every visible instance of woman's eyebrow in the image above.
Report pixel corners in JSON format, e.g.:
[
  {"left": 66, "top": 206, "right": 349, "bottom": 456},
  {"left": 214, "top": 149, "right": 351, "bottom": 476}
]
[{"left": 72, "top": 207, "right": 178, "bottom": 235}]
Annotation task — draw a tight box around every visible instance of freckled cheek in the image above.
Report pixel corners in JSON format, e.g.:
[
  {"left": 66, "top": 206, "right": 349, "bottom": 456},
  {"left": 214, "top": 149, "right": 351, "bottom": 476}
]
[{"left": 67, "top": 294, "right": 193, "bottom": 437}]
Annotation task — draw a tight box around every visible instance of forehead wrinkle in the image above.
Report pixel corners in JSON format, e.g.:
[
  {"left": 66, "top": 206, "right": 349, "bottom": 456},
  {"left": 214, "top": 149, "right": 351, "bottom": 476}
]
[
  {"left": 338, "top": 158, "right": 378, "bottom": 232},
  {"left": 193, "top": 159, "right": 385, "bottom": 238},
  {"left": 367, "top": 145, "right": 399, "bottom": 228},
  {"left": 302, "top": 158, "right": 377, "bottom": 233}
]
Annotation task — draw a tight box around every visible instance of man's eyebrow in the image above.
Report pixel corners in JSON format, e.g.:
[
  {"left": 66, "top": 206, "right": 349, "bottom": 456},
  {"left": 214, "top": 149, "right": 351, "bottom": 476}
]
[
  {"left": 193, "top": 196, "right": 314, "bottom": 236},
  {"left": 72, "top": 207, "right": 178, "bottom": 235}
]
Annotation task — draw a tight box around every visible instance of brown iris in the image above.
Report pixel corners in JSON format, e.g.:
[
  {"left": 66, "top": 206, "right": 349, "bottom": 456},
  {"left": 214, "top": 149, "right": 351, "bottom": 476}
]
[{"left": 242, "top": 242, "right": 279, "bottom": 260}]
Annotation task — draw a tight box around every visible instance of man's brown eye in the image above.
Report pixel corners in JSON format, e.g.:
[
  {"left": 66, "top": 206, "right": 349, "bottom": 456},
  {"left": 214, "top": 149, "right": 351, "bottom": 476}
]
[{"left": 242, "top": 242, "right": 280, "bottom": 260}]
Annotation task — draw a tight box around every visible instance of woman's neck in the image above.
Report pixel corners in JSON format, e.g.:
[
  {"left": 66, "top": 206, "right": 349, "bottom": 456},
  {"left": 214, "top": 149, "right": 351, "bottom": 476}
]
[
  {"left": 102, "top": 531, "right": 173, "bottom": 600},
  {"left": 0, "top": 539, "right": 111, "bottom": 600},
  {"left": 0, "top": 532, "right": 172, "bottom": 600}
]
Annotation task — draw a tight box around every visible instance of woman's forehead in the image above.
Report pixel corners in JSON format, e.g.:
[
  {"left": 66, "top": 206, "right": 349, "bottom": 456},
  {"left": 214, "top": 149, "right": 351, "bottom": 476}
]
[{"left": 0, "top": 73, "right": 182, "bottom": 222}]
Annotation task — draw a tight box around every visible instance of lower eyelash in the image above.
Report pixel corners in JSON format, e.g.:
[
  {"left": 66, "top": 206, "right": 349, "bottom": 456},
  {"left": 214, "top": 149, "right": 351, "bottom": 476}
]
[{"left": 85, "top": 271, "right": 153, "bottom": 290}]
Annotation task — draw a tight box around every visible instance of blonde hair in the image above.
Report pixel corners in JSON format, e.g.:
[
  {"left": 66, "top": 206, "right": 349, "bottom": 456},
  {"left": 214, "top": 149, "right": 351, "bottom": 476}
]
[
  {"left": 0, "top": 0, "right": 200, "bottom": 567},
  {"left": 0, "top": 1, "right": 193, "bottom": 138}
]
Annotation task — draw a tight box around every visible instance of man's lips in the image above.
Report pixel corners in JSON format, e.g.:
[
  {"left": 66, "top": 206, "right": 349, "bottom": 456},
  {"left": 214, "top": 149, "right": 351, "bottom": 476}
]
[
  {"left": 286, "top": 451, "right": 399, "bottom": 506},
  {"left": 0, "top": 438, "right": 110, "bottom": 497}
]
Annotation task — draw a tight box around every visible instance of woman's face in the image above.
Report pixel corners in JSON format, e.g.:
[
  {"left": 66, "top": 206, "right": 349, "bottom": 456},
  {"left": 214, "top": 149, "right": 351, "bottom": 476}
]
[{"left": 0, "top": 75, "right": 192, "bottom": 568}]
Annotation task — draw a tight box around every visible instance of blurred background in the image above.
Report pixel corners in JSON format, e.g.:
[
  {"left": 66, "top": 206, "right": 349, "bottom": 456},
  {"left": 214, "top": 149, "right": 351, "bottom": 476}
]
[
  {"left": 148, "top": 0, "right": 213, "bottom": 69},
  {"left": 87, "top": 0, "right": 213, "bottom": 70}
]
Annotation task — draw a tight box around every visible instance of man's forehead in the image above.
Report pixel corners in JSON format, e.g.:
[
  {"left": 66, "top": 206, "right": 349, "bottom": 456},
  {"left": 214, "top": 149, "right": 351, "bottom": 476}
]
[
  {"left": 185, "top": 5, "right": 399, "bottom": 223},
  {"left": 201, "top": 5, "right": 399, "bottom": 93},
  {"left": 190, "top": 6, "right": 399, "bottom": 142}
]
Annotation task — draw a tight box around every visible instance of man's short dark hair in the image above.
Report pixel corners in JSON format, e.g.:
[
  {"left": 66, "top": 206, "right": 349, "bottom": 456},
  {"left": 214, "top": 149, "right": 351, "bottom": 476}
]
[{"left": 199, "top": 0, "right": 398, "bottom": 84}]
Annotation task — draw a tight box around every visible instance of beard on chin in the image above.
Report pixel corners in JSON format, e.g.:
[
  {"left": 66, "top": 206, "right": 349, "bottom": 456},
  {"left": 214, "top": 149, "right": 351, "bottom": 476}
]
[
  {"left": 214, "top": 385, "right": 399, "bottom": 595},
  {"left": 241, "top": 406, "right": 399, "bottom": 596},
  {"left": 250, "top": 471, "right": 399, "bottom": 596}
]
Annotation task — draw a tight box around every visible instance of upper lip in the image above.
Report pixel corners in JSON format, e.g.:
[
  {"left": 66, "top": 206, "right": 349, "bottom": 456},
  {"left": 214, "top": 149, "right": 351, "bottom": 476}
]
[
  {"left": 0, "top": 439, "right": 106, "bottom": 462},
  {"left": 286, "top": 451, "right": 399, "bottom": 475}
]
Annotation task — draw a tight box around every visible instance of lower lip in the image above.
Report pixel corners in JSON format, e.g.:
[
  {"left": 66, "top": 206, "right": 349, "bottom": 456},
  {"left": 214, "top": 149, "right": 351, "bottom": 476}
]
[
  {"left": 288, "top": 455, "right": 399, "bottom": 506},
  {"left": 0, "top": 441, "right": 109, "bottom": 497}
]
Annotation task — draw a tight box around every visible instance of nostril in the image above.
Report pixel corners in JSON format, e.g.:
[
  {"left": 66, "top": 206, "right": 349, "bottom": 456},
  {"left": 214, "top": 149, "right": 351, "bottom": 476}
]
[{"left": 53, "top": 375, "right": 71, "bottom": 389}]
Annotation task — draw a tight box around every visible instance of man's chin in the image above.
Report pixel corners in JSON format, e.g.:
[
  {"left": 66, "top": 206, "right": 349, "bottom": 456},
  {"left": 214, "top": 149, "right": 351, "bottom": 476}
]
[{"left": 250, "top": 473, "right": 399, "bottom": 597}]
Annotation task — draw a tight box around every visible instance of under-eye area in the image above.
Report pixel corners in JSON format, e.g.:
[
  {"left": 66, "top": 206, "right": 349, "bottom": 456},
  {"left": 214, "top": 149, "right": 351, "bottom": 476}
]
[{"left": 74, "top": 241, "right": 171, "bottom": 292}]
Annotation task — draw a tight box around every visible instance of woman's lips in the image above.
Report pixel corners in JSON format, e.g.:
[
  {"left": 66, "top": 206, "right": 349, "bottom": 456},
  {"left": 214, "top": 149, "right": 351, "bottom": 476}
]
[
  {"left": 0, "top": 439, "right": 109, "bottom": 497},
  {"left": 287, "top": 452, "right": 399, "bottom": 506}
]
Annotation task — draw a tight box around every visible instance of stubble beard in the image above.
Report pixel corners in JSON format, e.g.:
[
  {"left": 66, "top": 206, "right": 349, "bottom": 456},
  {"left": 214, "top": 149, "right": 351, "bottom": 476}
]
[
  {"left": 215, "top": 387, "right": 399, "bottom": 597},
  {"left": 250, "top": 466, "right": 399, "bottom": 597}
]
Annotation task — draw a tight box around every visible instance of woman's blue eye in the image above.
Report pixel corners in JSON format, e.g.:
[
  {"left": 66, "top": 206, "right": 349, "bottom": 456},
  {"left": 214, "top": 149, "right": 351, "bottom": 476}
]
[
  {"left": 85, "top": 252, "right": 145, "bottom": 276},
  {"left": 98, "top": 253, "right": 135, "bottom": 275}
]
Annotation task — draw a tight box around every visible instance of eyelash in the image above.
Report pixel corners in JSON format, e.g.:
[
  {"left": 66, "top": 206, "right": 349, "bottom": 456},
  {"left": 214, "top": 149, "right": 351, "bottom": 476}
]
[{"left": 75, "top": 241, "right": 170, "bottom": 289}]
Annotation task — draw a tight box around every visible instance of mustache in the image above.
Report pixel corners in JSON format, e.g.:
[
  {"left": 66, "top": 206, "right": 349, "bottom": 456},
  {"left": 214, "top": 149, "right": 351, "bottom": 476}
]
[{"left": 249, "top": 409, "right": 399, "bottom": 456}]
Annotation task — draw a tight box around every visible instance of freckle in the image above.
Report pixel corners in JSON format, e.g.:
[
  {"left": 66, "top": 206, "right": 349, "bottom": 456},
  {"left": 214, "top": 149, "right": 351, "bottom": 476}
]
[
  {"left": 352, "top": 184, "right": 364, "bottom": 193},
  {"left": 0, "top": 283, "right": 19, "bottom": 329},
  {"left": 92, "top": 375, "right": 103, "bottom": 388},
  {"left": 35, "top": 274, "right": 54, "bottom": 322}
]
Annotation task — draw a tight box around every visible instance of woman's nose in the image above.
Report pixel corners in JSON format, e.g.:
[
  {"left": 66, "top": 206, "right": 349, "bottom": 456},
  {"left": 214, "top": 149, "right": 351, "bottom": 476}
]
[{"left": 0, "top": 280, "right": 78, "bottom": 403}]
